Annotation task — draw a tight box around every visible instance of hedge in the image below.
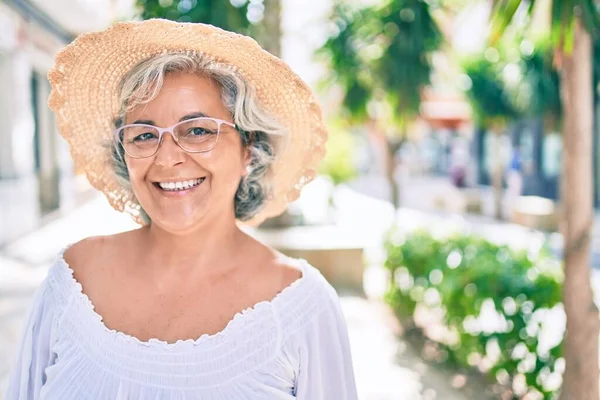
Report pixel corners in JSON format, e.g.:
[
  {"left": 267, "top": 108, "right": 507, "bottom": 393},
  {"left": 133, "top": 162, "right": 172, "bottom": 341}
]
[{"left": 384, "top": 229, "right": 564, "bottom": 399}]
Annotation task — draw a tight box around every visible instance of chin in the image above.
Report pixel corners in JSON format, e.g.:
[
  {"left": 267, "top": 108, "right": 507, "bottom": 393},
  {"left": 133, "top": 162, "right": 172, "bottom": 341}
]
[{"left": 148, "top": 210, "right": 209, "bottom": 234}]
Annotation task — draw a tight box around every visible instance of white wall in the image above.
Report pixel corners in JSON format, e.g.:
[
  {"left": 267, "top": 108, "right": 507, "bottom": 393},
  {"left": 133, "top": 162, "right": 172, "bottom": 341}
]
[
  {"left": 31, "top": 0, "right": 136, "bottom": 35},
  {"left": 0, "top": 0, "right": 135, "bottom": 181},
  {"left": 0, "top": 4, "right": 35, "bottom": 179}
]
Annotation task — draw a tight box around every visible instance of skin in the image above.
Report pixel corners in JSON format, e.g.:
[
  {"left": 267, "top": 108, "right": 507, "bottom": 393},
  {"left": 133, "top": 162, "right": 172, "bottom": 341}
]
[{"left": 64, "top": 73, "right": 301, "bottom": 343}]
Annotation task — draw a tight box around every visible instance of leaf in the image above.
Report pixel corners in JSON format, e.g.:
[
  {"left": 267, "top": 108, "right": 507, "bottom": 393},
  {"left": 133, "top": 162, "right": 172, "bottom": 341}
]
[
  {"left": 385, "top": 229, "right": 564, "bottom": 397},
  {"left": 461, "top": 55, "right": 520, "bottom": 126},
  {"left": 490, "top": 0, "right": 600, "bottom": 56},
  {"left": 489, "top": 0, "right": 529, "bottom": 45},
  {"left": 135, "top": 0, "right": 252, "bottom": 34},
  {"left": 563, "top": 11, "right": 577, "bottom": 54},
  {"left": 579, "top": 0, "right": 600, "bottom": 37},
  {"left": 317, "top": 0, "right": 442, "bottom": 128}
]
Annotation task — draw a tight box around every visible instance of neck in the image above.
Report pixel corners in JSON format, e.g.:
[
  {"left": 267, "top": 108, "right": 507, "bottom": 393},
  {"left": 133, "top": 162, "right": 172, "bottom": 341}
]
[{"left": 139, "top": 213, "right": 247, "bottom": 278}]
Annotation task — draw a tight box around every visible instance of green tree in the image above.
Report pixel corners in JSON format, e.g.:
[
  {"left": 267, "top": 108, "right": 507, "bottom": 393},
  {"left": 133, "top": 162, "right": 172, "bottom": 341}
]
[
  {"left": 462, "top": 53, "right": 518, "bottom": 219},
  {"left": 135, "top": 0, "right": 281, "bottom": 56},
  {"left": 136, "top": 0, "right": 252, "bottom": 33},
  {"left": 460, "top": 40, "right": 561, "bottom": 220},
  {"left": 491, "top": 1, "right": 600, "bottom": 398},
  {"left": 318, "top": 0, "right": 442, "bottom": 207}
]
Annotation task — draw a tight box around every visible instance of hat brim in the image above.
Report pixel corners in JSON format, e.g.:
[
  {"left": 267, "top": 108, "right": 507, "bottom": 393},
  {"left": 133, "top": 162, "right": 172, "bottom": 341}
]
[{"left": 48, "top": 19, "right": 326, "bottom": 227}]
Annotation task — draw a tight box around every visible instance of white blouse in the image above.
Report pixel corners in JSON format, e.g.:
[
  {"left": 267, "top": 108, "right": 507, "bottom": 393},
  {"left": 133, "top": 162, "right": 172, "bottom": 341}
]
[{"left": 6, "top": 247, "right": 358, "bottom": 400}]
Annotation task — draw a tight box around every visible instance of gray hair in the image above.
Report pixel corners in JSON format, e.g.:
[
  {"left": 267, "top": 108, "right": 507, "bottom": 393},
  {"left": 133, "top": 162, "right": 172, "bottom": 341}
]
[{"left": 110, "top": 52, "right": 287, "bottom": 223}]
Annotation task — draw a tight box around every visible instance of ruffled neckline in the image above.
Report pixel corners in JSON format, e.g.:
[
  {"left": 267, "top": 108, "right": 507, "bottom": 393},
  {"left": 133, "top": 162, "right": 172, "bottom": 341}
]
[{"left": 55, "top": 245, "right": 311, "bottom": 349}]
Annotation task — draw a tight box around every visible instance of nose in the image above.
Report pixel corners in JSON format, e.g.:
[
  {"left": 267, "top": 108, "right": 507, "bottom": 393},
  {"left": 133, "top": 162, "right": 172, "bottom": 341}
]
[{"left": 153, "top": 131, "right": 186, "bottom": 167}]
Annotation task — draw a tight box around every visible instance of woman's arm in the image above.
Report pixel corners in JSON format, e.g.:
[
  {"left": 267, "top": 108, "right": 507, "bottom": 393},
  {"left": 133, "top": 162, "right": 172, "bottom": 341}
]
[
  {"left": 294, "top": 284, "right": 358, "bottom": 400},
  {"left": 6, "top": 278, "right": 57, "bottom": 400}
]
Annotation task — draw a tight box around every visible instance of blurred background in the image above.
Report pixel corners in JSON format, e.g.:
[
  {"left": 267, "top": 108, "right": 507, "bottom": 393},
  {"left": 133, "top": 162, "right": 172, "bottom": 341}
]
[{"left": 1, "top": 0, "right": 600, "bottom": 399}]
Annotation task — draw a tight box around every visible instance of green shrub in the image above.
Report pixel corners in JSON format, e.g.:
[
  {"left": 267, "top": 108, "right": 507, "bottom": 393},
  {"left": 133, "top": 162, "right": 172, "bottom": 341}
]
[{"left": 384, "top": 229, "right": 563, "bottom": 399}]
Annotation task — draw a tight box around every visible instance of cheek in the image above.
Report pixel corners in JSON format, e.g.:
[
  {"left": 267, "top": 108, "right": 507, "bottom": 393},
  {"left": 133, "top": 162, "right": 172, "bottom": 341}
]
[
  {"left": 125, "top": 159, "right": 151, "bottom": 188},
  {"left": 195, "top": 146, "right": 246, "bottom": 179}
]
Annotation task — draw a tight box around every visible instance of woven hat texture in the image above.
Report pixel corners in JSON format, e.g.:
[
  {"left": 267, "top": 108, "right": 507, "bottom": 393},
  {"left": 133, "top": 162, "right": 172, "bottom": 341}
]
[{"left": 48, "top": 19, "right": 326, "bottom": 226}]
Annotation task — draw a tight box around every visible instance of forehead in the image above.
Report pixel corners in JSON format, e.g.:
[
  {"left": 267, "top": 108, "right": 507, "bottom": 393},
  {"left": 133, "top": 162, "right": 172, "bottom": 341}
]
[{"left": 125, "top": 73, "right": 228, "bottom": 124}]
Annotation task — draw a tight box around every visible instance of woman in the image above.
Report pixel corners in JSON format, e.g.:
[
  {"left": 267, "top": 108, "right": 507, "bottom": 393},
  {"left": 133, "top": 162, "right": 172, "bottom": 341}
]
[{"left": 7, "top": 19, "right": 357, "bottom": 399}]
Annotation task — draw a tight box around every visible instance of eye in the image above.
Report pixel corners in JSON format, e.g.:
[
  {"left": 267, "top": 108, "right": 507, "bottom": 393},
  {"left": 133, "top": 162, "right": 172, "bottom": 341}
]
[
  {"left": 132, "top": 132, "right": 158, "bottom": 142},
  {"left": 188, "top": 127, "right": 213, "bottom": 136}
]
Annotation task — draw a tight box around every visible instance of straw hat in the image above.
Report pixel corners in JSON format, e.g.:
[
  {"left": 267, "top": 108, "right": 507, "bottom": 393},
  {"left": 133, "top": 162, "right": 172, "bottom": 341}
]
[{"left": 48, "top": 19, "right": 326, "bottom": 226}]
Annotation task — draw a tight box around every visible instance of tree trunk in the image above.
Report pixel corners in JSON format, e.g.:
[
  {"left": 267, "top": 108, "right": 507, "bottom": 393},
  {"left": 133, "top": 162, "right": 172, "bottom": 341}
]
[
  {"left": 258, "top": 0, "right": 281, "bottom": 57},
  {"left": 559, "top": 18, "right": 599, "bottom": 400},
  {"left": 367, "top": 119, "right": 401, "bottom": 208},
  {"left": 473, "top": 126, "right": 486, "bottom": 185},
  {"left": 384, "top": 137, "right": 401, "bottom": 209},
  {"left": 492, "top": 132, "right": 504, "bottom": 220}
]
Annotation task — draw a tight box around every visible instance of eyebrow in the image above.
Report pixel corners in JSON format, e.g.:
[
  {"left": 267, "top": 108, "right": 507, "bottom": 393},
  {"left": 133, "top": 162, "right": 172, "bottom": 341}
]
[
  {"left": 179, "top": 112, "right": 209, "bottom": 121},
  {"left": 132, "top": 112, "right": 210, "bottom": 126}
]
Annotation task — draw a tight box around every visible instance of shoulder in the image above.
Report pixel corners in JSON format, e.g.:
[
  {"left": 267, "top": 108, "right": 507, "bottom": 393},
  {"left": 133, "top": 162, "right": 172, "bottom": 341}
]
[
  {"left": 241, "top": 238, "right": 305, "bottom": 301},
  {"left": 61, "top": 231, "right": 134, "bottom": 287},
  {"left": 285, "top": 257, "right": 338, "bottom": 302},
  {"left": 274, "top": 255, "right": 339, "bottom": 305},
  {"left": 63, "top": 235, "right": 108, "bottom": 267},
  {"left": 274, "top": 256, "right": 344, "bottom": 334},
  {"left": 273, "top": 256, "right": 304, "bottom": 292},
  {"left": 34, "top": 236, "right": 109, "bottom": 319},
  {"left": 62, "top": 235, "right": 108, "bottom": 282}
]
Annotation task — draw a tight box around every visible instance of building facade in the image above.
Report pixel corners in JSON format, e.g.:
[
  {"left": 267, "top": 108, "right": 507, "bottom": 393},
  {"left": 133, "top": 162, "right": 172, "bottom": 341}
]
[{"left": 0, "top": 0, "right": 133, "bottom": 244}]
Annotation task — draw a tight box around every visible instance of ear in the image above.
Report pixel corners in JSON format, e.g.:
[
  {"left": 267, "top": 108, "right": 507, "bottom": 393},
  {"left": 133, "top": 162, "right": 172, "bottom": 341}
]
[{"left": 241, "top": 147, "right": 252, "bottom": 176}]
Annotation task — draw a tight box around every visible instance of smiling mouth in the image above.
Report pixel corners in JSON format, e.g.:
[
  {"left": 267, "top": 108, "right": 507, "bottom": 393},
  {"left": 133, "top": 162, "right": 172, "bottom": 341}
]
[{"left": 154, "top": 178, "right": 205, "bottom": 192}]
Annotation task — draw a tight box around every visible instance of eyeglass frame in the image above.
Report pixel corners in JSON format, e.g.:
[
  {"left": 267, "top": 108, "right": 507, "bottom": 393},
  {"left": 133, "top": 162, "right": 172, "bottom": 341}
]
[{"left": 114, "top": 117, "right": 238, "bottom": 159}]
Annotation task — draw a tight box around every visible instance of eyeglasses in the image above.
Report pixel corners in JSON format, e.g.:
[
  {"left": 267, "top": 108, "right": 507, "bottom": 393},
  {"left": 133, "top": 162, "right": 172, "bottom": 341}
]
[{"left": 114, "top": 117, "right": 237, "bottom": 159}]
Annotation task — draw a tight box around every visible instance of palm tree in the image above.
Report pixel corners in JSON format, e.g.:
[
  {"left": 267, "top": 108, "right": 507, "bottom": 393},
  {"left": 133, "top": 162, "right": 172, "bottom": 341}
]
[
  {"left": 491, "top": 1, "right": 600, "bottom": 398},
  {"left": 461, "top": 54, "right": 520, "bottom": 220},
  {"left": 460, "top": 39, "right": 562, "bottom": 220},
  {"left": 319, "top": 0, "right": 442, "bottom": 208}
]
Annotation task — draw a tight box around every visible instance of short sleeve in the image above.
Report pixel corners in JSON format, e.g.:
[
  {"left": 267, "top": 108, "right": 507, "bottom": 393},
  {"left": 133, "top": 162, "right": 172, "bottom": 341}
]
[
  {"left": 294, "top": 284, "right": 358, "bottom": 400},
  {"left": 6, "top": 277, "right": 58, "bottom": 400}
]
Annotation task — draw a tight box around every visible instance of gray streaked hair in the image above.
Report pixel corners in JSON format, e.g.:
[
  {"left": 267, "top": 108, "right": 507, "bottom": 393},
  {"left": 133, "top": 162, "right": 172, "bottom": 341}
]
[{"left": 110, "top": 52, "right": 287, "bottom": 223}]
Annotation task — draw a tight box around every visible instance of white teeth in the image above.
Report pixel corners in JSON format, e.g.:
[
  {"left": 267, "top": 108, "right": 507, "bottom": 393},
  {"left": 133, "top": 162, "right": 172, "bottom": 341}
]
[{"left": 158, "top": 178, "right": 204, "bottom": 191}]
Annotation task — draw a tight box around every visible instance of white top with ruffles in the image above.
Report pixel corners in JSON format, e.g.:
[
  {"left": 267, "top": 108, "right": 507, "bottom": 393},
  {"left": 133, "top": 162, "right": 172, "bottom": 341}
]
[{"left": 6, "top": 247, "right": 358, "bottom": 400}]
